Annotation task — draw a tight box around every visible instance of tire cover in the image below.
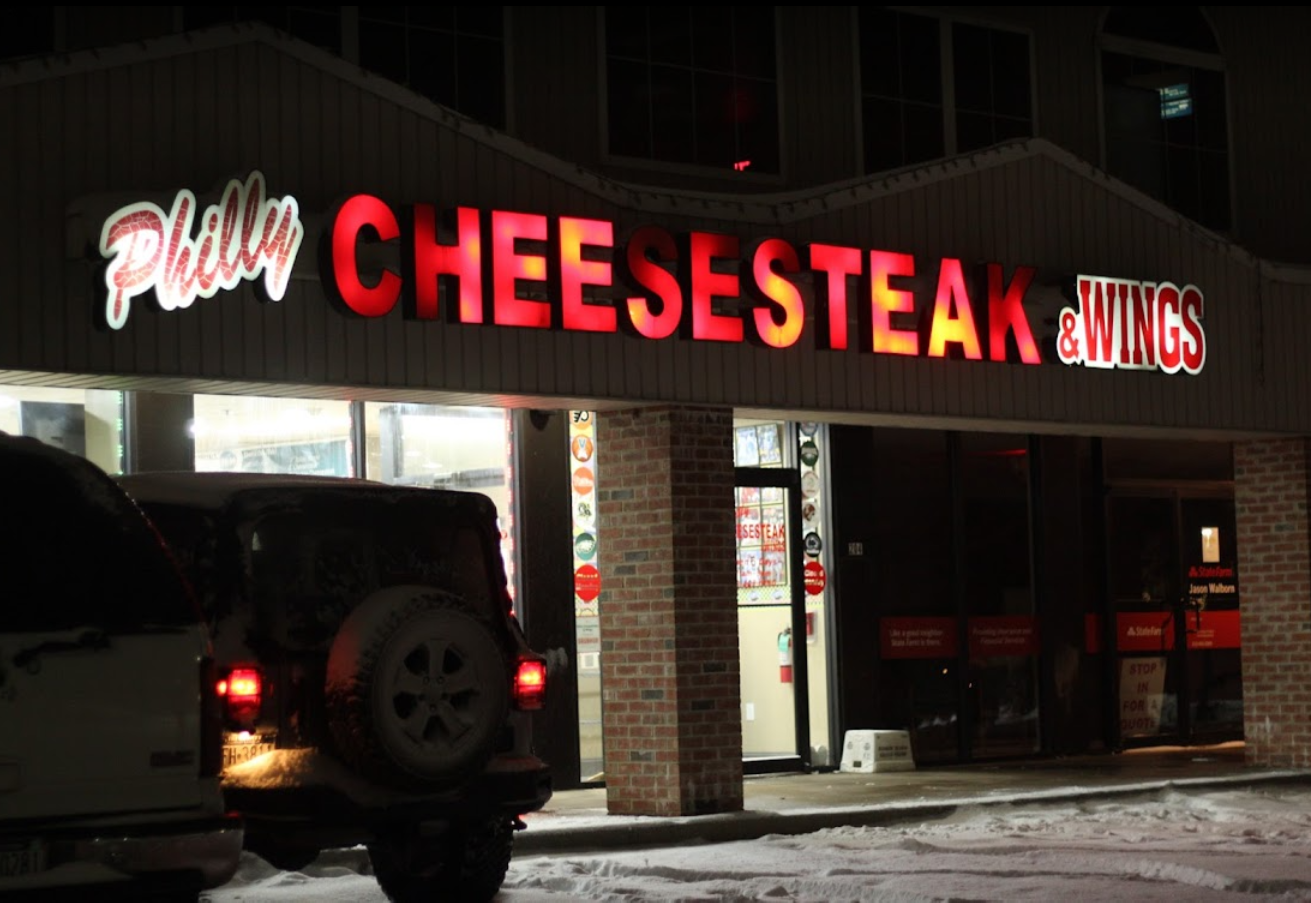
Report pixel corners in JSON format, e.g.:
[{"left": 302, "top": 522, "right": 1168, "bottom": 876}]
[{"left": 325, "top": 586, "right": 510, "bottom": 790}]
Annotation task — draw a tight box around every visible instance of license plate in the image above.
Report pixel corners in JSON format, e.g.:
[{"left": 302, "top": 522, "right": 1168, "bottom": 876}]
[
  {"left": 0, "top": 842, "right": 46, "bottom": 878},
  {"left": 223, "top": 740, "right": 277, "bottom": 769}
]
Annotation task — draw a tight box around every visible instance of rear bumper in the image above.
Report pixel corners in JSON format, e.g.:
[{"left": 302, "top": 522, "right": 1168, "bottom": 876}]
[
  {"left": 0, "top": 812, "right": 244, "bottom": 897},
  {"left": 229, "top": 754, "right": 553, "bottom": 850}
]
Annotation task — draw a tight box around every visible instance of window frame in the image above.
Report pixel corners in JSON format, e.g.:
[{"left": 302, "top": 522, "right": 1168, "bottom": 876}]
[
  {"left": 597, "top": 5, "right": 786, "bottom": 184},
  {"left": 1096, "top": 24, "right": 1233, "bottom": 234},
  {"left": 852, "top": 7, "right": 1038, "bottom": 176}
]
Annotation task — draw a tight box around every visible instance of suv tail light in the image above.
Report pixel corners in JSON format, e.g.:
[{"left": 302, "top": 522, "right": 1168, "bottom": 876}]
[
  {"left": 199, "top": 657, "right": 223, "bottom": 777},
  {"left": 512, "top": 655, "right": 547, "bottom": 711},
  {"left": 216, "top": 665, "right": 263, "bottom": 729}
]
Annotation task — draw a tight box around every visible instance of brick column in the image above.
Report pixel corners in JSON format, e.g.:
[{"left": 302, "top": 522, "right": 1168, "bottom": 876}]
[
  {"left": 1234, "top": 437, "right": 1311, "bottom": 767},
  {"left": 596, "top": 405, "right": 743, "bottom": 816}
]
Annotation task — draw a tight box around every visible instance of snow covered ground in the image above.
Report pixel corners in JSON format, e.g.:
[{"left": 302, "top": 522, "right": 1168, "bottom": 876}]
[{"left": 205, "top": 783, "right": 1311, "bottom": 901}]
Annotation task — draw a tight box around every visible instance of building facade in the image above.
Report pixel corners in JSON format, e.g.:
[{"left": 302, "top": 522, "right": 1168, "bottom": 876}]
[{"left": 3, "top": 7, "right": 1311, "bottom": 815}]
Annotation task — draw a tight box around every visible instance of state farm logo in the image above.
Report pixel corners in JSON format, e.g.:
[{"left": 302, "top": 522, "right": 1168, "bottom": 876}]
[
  {"left": 1126, "top": 626, "right": 1164, "bottom": 637},
  {"left": 1056, "top": 274, "right": 1206, "bottom": 375},
  {"left": 97, "top": 171, "right": 303, "bottom": 330}
]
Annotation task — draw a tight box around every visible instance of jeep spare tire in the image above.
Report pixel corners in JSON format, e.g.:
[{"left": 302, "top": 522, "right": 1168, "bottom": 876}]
[{"left": 325, "top": 587, "right": 510, "bottom": 790}]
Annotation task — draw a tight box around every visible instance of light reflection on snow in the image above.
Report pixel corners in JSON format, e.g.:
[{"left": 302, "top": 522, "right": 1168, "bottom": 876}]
[{"left": 205, "top": 785, "right": 1311, "bottom": 902}]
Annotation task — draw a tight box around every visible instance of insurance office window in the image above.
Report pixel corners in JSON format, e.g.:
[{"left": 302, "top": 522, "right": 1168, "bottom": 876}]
[
  {"left": 1100, "top": 7, "right": 1229, "bottom": 232},
  {"left": 605, "top": 6, "right": 780, "bottom": 175},
  {"left": 858, "top": 8, "right": 1033, "bottom": 174}
]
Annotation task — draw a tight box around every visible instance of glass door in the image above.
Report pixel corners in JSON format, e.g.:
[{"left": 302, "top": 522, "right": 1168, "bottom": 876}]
[
  {"left": 735, "top": 465, "right": 809, "bottom": 773},
  {"left": 1107, "top": 492, "right": 1243, "bottom": 747}
]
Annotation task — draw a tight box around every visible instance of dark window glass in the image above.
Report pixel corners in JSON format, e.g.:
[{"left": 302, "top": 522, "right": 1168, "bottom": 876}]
[
  {"left": 1100, "top": 10, "right": 1228, "bottom": 231},
  {"left": 605, "top": 6, "right": 780, "bottom": 175},
  {"left": 952, "top": 22, "right": 1032, "bottom": 153},
  {"left": 1, "top": 10, "right": 55, "bottom": 60},
  {"left": 859, "top": 8, "right": 944, "bottom": 173},
  {"left": 1103, "top": 6, "right": 1219, "bottom": 53},
  {"left": 358, "top": 6, "right": 507, "bottom": 127},
  {"left": 1, "top": 443, "right": 195, "bottom": 631}
]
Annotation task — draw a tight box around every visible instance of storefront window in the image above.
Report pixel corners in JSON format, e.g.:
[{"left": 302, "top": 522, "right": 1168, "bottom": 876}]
[
  {"left": 961, "top": 432, "right": 1039, "bottom": 757},
  {"left": 363, "top": 402, "right": 517, "bottom": 603},
  {"left": 194, "top": 395, "right": 353, "bottom": 476},
  {"left": 0, "top": 385, "right": 124, "bottom": 474},
  {"left": 870, "top": 429, "right": 957, "bottom": 762}
]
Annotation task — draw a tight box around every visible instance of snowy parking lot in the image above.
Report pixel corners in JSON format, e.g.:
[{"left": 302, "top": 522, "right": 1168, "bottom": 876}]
[{"left": 208, "top": 783, "right": 1311, "bottom": 901}]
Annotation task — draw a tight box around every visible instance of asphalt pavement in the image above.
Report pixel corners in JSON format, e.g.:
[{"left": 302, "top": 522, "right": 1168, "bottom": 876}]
[{"left": 515, "top": 742, "right": 1311, "bottom": 855}]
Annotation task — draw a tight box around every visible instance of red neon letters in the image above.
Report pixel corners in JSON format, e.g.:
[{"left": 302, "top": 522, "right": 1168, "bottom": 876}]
[{"left": 323, "top": 195, "right": 1105, "bottom": 368}]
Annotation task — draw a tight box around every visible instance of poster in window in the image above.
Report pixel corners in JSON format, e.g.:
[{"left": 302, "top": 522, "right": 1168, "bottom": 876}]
[
  {"left": 756, "top": 423, "right": 782, "bottom": 465},
  {"left": 20, "top": 401, "right": 86, "bottom": 456},
  {"left": 761, "top": 503, "right": 786, "bottom": 551},
  {"left": 738, "top": 548, "right": 762, "bottom": 587},
  {"left": 735, "top": 425, "right": 759, "bottom": 466}
]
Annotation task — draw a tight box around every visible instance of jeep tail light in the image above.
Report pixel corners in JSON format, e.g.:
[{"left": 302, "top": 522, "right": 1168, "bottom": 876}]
[
  {"left": 199, "top": 657, "right": 223, "bottom": 777},
  {"left": 512, "top": 655, "right": 547, "bottom": 711},
  {"left": 217, "top": 665, "right": 263, "bottom": 729}
]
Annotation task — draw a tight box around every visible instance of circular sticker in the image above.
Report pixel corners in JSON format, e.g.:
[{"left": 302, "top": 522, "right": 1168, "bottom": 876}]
[
  {"left": 574, "top": 531, "right": 597, "bottom": 561},
  {"left": 801, "top": 471, "right": 820, "bottom": 498},
  {"left": 799, "top": 440, "right": 820, "bottom": 467},
  {"left": 571, "top": 434, "right": 595, "bottom": 463},
  {"left": 570, "top": 411, "right": 594, "bottom": 433},
  {"left": 804, "top": 531, "right": 823, "bottom": 557},
  {"left": 799, "top": 422, "right": 819, "bottom": 437},
  {"left": 574, "top": 498, "right": 595, "bottom": 528},
  {"left": 574, "top": 563, "right": 601, "bottom": 602},
  {"left": 802, "top": 500, "right": 818, "bottom": 524},
  {"left": 572, "top": 466, "right": 595, "bottom": 496},
  {"left": 804, "top": 560, "right": 827, "bottom": 595}
]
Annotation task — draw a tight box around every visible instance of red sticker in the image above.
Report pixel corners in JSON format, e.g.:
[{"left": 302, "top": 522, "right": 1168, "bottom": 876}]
[{"left": 575, "top": 563, "right": 601, "bottom": 602}]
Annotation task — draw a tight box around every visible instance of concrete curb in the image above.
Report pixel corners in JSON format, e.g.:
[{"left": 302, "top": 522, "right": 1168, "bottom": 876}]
[{"left": 514, "top": 770, "right": 1311, "bottom": 856}]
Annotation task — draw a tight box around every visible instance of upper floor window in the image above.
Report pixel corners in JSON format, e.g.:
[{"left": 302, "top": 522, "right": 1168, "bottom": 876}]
[
  {"left": 1, "top": 10, "right": 54, "bottom": 60},
  {"left": 859, "top": 8, "right": 1033, "bottom": 175},
  {"left": 184, "top": 6, "right": 506, "bottom": 128},
  {"left": 359, "top": 6, "right": 506, "bottom": 129},
  {"left": 605, "top": 6, "right": 780, "bottom": 176},
  {"left": 1100, "top": 7, "right": 1229, "bottom": 232}
]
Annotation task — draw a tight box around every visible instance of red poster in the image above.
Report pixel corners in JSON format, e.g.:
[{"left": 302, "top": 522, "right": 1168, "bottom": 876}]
[
  {"left": 1185, "top": 610, "right": 1242, "bottom": 650},
  {"left": 967, "top": 615, "right": 1038, "bottom": 659},
  {"left": 879, "top": 616, "right": 957, "bottom": 659}
]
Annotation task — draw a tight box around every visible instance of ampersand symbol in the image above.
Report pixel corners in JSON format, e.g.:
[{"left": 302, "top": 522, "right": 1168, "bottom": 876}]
[{"left": 1058, "top": 310, "right": 1080, "bottom": 361}]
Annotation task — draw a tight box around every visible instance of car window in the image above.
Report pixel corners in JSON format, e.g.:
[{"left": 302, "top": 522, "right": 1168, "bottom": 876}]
[
  {"left": 249, "top": 500, "right": 500, "bottom": 649},
  {"left": 0, "top": 445, "right": 196, "bottom": 632}
]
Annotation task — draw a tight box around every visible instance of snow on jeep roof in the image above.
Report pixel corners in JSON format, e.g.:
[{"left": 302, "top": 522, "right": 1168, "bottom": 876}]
[{"left": 117, "top": 470, "right": 498, "bottom": 518}]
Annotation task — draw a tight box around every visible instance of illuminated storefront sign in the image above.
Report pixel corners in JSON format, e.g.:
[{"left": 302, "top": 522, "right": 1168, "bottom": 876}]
[
  {"left": 323, "top": 197, "right": 1044, "bottom": 364},
  {"left": 1056, "top": 274, "right": 1207, "bottom": 374},
  {"left": 96, "top": 184, "right": 1209, "bottom": 377},
  {"left": 97, "top": 171, "right": 303, "bottom": 330}
]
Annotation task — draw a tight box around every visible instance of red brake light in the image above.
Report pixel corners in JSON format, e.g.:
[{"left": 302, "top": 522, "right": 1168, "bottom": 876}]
[
  {"left": 512, "top": 656, "right": 547, "bottom": 711},
  {"left": 217, "top": 666, "right": 263, "bottom": 728}
]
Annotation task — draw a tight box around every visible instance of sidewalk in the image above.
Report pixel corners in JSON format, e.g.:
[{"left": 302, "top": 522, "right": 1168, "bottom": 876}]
[{"left": 515, "top": 743, "right": 1311, "bottom": 856}]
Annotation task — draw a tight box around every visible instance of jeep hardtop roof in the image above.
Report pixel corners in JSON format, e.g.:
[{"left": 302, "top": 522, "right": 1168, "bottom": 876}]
[{"left": 118, "top": 471, "right": 501, "bottom": 522}]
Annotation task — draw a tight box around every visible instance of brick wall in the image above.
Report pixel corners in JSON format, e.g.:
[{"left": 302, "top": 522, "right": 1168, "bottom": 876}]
[
  {"left": 596, "top": 405, "right": 743, "bottom": 816},
  {"left": 1234, "top": 437, "right": 1311, "bottom": 767}
]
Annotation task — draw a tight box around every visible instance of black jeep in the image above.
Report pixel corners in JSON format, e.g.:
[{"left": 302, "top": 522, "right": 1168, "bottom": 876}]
[{"left": 116, "top": 471, "right": 552, "bottom": 903}]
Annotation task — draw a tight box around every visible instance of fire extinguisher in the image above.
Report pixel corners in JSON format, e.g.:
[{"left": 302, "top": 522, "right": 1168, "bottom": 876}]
[{"left": 778, "top": 627, "right": 793, "bottom": 684}]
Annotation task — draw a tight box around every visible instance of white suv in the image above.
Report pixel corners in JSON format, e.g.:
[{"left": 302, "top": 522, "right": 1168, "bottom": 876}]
[{"left": 0, "top": 433, "right": 242, "bottom": 901}]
